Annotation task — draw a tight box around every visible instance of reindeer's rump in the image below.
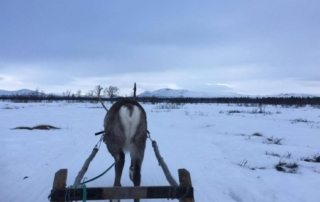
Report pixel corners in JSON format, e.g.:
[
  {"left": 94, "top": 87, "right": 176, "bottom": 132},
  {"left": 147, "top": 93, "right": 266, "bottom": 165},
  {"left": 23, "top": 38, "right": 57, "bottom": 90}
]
[{"left": 103, "top": 99, "right": 147, "bottom": 155}]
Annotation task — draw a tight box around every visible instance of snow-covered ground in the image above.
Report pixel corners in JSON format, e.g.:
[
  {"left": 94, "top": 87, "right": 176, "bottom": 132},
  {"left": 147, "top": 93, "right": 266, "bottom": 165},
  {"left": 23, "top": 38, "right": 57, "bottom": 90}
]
[{"left": 1, "top": 101, "right": 320, "bottom": 202}]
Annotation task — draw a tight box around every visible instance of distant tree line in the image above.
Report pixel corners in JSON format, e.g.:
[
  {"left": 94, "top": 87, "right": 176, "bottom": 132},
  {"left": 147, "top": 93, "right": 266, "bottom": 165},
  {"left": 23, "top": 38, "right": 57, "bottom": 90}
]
[
  {"left": 60, "top": 85, "right": 120, "bottom": 98},
  {"left": 1, "top": 94, "right": 320, "bottom": 106},
  {"left": 1, "top": 84, "right": 319, "bottom": 105},
  {"left": 137, "top": 96, "right": 320, "bottom": 106}
]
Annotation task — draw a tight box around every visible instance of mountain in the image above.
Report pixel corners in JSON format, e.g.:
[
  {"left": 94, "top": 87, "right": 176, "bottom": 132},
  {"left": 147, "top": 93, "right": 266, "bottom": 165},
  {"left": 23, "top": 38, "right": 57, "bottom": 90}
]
[
  {"left": 273, "top": 93, "right": 320, "bottom": 97},
  {"left": 0, "top": 89, "right": 38, "bottom": 96},
  {"left": 138, "top": 88, "right": 239, "bottom": 98}
]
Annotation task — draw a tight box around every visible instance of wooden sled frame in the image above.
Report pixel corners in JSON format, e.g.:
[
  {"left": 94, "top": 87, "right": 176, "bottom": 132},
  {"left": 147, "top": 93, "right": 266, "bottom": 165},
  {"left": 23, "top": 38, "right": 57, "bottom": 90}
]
[{"left": 50, "top": 168, "right": 194, "bottom": 202}]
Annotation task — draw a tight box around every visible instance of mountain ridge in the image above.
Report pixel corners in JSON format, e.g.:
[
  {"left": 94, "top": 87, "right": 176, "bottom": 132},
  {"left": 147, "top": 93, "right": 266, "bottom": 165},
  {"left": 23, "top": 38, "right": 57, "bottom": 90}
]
[
  {"left": 0, "top": 89, "right": 37, "bottom": 96},
  {"left": 138, "top": 88, "right": 239, "bottom": 98}
]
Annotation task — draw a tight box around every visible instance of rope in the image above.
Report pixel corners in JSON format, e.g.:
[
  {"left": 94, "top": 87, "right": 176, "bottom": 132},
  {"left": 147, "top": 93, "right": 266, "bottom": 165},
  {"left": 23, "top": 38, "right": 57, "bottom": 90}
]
[
  {"left": 73, "top": 135, "right": 104, "bottom": 186},
  {"left": 80, "top": 162, "right": 115, "bottom": 185},
  {"left": 77, "top": 134, "right": 115, "bottom": 185},
  {"left": 63, "top": 162, "right": 114, "bottom": 201},
  {"left": 95, "top": 135, "right": 104, "bottom": 149},
  {"left": 146, "top": 130, "right": 153, "bottom": 141}
]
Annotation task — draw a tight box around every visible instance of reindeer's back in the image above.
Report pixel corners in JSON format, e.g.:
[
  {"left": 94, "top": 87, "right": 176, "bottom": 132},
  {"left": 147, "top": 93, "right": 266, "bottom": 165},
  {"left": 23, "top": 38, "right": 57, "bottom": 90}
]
[{"left": 104, "top": 99, "right": 147, "bottom": 154}]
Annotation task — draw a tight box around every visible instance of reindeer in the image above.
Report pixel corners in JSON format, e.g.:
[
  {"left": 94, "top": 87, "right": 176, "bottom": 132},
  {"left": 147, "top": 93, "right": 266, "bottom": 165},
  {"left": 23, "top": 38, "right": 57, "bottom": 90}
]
[{"left": 103, "top": 99, "right": 148, "bottom": 201}]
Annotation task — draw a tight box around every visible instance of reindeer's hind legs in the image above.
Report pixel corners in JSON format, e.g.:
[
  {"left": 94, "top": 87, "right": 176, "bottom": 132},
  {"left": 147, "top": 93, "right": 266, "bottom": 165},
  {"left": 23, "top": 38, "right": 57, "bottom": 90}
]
[
  {"left": 129, "top": 158, "right": 142, "bottom": 186},
  {"left": 113, "top": 152, "right": 125, "bottom": 187}
]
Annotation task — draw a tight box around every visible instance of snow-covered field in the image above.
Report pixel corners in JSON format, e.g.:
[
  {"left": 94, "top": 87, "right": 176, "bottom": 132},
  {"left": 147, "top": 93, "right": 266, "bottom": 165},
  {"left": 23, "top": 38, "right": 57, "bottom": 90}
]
[{"left": 1, "top": 101, "right": 320, "bottom": 202}]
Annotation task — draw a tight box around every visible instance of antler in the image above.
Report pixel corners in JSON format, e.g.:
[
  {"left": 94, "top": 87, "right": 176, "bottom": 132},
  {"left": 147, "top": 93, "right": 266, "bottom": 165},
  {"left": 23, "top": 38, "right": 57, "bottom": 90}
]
[{"left": 97, "top": 86, "right": 109, "bottom": 112}]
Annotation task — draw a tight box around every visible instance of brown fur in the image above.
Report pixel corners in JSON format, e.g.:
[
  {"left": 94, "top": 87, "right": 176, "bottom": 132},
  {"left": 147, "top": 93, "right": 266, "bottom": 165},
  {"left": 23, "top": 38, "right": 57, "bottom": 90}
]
[{"left": 103, "top": 99, "right": 147, "bottom": 192}]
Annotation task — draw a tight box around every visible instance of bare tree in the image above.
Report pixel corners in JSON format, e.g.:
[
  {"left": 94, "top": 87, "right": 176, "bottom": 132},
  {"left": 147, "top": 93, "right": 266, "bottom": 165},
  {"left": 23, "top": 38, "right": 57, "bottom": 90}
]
[
  {"left": 31, "top": 88, "right": 40, "bottom": 97},
  {"left": 94, "top": 85, "right": 103, "bottom": 97},
  {"left": 86, "top": 90, "right": 94, "bottom": 97},
  {"left": 104, "top": 86, "right": 119, "bottom": 98},
  {"left": 39, "top": 90, "right": 45, "bottom": 96},
  {"left": 62, "top": 90, "right": 71, "bottom": 97},
  {"left": 76, "top": 89, "right": 82, "bottom": 97}
]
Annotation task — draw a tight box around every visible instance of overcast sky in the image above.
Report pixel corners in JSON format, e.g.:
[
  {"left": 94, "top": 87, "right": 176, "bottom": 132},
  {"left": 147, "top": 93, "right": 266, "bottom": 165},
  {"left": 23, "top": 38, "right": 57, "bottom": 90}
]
[{"left": 0, "top": 0, "right": 319, "bottom": 95}]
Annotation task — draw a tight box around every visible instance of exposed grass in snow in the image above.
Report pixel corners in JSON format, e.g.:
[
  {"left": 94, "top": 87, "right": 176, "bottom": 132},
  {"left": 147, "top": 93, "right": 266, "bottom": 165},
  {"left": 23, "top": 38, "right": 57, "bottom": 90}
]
[
  {"left": 265, "top": 151, "right": 292, "bottom": 159},
  {"left": 263, "top": 136, "right": 284, "bottom": 145},
  {"left": 12, "top": 124, "right": 60, "bottom": 130},
  {"left": 252, "top": 132, "right": 264, "bottom": 137},
  {"left": 238, "top": 159, "right": 267, "bottom": 171},
  {"left": 302, "top": 154, "right": 320, "bottom": 163},
  {"left": 275, "top": 161, "right": 299, "bottom": 173}
]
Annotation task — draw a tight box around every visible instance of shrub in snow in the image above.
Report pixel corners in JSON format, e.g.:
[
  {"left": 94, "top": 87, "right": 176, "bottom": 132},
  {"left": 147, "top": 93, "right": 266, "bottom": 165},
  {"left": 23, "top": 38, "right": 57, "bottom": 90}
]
[
  {"left": 238, "top": 159, "right": 249, "bottom": 167},
  {"left": 227, "top": 110, "right": 242, "bottom": 114},
  {"left": 275, "top": 161, "right": 299, "bottom": 173},
  {"left": 265, "top": 151, "right": 281, "bottom": 157},
  {"left": 290, "top": 118, "right": 313, "bottom": 124},
  {"left": 238, "top": 159, "right": 266, "bottom": 171},
  {"left": 265, "top": 152, "right": 292, "bottom": 159},
  {"left": 264, "top": 136, "right": 283, "bottom": 145},
  {"left": 252, "top": 132, "right": 263, "bottom": 137},
  {"left": 303, "top": 155, "right": 320, "bottom": 163}
]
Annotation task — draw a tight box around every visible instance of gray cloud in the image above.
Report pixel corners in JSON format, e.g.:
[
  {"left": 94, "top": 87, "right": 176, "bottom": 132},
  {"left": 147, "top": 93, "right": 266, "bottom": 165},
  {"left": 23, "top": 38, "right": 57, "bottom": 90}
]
[{"left": 0, "top": 0, "right": 319, "bottom": 94}]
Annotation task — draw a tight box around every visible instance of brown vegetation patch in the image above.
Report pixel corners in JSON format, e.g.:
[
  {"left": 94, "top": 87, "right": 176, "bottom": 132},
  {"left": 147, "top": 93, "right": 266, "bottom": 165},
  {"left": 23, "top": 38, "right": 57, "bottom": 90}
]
[
  {"left": 275, "top": 161, "right": 298, "bottom": 173},
  {"left": 303, "top": 155, "right": 320, "bottom": 163},
  {"left": 12, "top": 124, "right": 60, "bottom": 130}
]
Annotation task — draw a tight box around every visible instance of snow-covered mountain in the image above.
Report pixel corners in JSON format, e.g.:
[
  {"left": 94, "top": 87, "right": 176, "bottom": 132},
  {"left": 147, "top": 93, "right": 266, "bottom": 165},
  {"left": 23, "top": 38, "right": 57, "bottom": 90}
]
[
  {"left": 139, "top": 88, "right": 239, "bottom": 98},
  {"left": 273, "top": 93, "right": 320, "bottom": 97},
  {"left": 0, "top": 89, "right": 38, "bottom": 96}
]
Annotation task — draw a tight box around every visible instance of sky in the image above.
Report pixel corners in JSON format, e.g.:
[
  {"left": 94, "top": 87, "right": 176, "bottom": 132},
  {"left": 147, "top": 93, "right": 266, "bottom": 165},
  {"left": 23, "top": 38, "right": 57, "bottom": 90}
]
[{"left": 0, "top": 0, "right": 319, "bottom": 96}]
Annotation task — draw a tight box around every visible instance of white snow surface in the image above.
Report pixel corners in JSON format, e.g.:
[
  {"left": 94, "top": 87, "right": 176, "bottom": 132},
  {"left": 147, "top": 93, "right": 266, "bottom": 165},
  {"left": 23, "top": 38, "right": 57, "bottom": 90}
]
[
  {"left": 139, "top": 88, "right": 239, "bottom": 98},
  {"left": 1, "top": 101, "right": 320, "bottom": 202}
]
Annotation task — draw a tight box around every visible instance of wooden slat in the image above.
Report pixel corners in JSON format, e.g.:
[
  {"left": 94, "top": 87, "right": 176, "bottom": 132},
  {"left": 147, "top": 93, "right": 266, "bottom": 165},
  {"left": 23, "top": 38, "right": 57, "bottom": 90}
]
[
  {"left": 179, "top": 169, "right": 195, "bottom": 202},
  {"left": 51, "top": 169, "right": 68, "bottom": 202},
  {"left": 50, "top": 186, "right": 193, "bottom": 201}
]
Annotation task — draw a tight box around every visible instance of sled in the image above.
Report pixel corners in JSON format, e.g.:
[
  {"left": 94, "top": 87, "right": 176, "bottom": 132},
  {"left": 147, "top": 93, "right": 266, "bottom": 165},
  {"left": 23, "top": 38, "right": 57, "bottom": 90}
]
[{"left": 49, "top": 168, "right": 194, "bottom": 202}]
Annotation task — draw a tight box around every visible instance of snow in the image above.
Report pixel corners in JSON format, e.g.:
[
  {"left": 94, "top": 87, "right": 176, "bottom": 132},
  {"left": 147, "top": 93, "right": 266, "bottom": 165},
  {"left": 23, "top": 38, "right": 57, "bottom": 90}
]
[
  {"left": 272, "top": 93, "right": 320, "bottom": 98},
  {"left": 138, "top": 88, "right": 239, "bottom": 98},
  {"left": 1, "top": 101, "right": 320, "bottom": 202},
  {"left": 0, "top": 89, "right": 36, "bottom": 96}
]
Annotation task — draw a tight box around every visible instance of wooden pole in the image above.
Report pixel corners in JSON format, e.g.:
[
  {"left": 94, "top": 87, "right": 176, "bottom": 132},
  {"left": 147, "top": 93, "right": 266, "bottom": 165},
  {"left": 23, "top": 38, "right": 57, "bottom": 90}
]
[
  {"left": 97, "top": 87, "right": 108, "bottom": 112},
  {"left": 133, "top": 82, "right": 137, "bottom": 99},
  {"left": 151, "top": 140, "right": 178, "bottom": 186},
  {"left": 73, "top": 148, "right": 99, "bottom": 186},
  {"left": 51, "top": 169, "right": 67, "bottom": 202},
  {"left": 179, "top": 169, "right": 195, "bottom": 202}
]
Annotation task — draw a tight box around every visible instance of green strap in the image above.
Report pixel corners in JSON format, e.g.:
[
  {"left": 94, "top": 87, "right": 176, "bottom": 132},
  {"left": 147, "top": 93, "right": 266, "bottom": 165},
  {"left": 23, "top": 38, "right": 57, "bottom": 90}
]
[
  {"left": 82, "top": 184, "right": 87, "bottom": 202},
  {"left": 81, "top": 162, "right": 115, "bottom": 185},
  {"left": 63, "top": 163, "right": 115, "bottom": 201}
]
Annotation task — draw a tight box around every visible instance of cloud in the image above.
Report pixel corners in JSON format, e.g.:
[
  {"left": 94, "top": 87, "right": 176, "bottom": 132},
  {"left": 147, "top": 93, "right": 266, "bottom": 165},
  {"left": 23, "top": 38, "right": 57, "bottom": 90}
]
[
  {"left": 0, "top": 1, "right": 319, "bottom": 95},
  {"left": 228, "top": 78, "right": 320, "bottom": 96},
  {"left": 0, "top": 74, "right": 25, "bottom": 90}
]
